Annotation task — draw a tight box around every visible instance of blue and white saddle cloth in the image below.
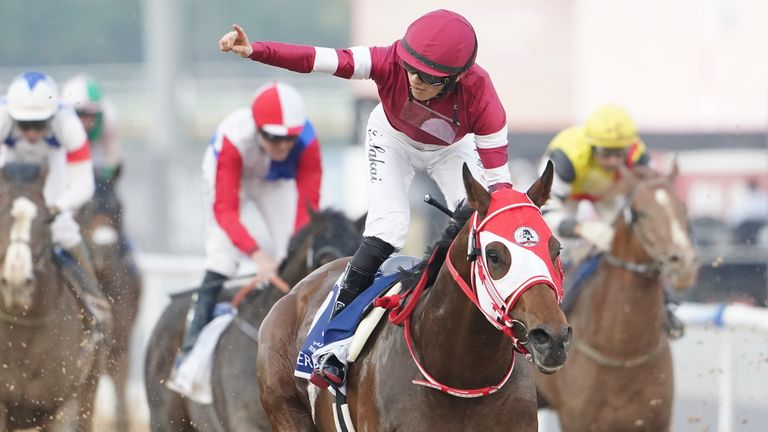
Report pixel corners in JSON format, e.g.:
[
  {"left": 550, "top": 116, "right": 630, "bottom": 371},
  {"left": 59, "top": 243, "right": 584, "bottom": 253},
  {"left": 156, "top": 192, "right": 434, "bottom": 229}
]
[{"left": 294, "top": 271, "right": 402, "bottom": 381}]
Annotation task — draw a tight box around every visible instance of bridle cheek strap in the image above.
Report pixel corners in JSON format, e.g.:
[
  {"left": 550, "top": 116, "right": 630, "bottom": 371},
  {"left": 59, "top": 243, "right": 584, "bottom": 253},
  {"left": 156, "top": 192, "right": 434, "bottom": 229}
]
[{"left": 446, "top": 239, "right": 531, "bottom": 354}]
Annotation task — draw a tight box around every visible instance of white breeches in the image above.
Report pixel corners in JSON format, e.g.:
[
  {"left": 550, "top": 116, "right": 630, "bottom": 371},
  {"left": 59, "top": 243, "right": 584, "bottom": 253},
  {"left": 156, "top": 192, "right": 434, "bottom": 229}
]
[
  {"left": 203, "top": 178, "right": 297, "bottom": 278},
  {"left": 362, "top": 103, "right": 485, "bottom": 250}
]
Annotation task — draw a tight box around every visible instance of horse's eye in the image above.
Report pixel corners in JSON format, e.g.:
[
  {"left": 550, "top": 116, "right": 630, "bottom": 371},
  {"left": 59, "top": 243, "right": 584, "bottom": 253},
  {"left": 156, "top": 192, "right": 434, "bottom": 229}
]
[{"left": 487, "top": 250, "right": 500, "bottom": 264}]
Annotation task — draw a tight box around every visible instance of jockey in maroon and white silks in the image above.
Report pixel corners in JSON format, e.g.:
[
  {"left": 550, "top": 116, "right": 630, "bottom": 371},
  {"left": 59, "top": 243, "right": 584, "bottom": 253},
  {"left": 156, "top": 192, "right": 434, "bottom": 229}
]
[
  {"left": 170, "top": 82, "right": 322, "bottom": 368},
  {"left": 219, "top": 9, "right": 513, "bottom": 387}
]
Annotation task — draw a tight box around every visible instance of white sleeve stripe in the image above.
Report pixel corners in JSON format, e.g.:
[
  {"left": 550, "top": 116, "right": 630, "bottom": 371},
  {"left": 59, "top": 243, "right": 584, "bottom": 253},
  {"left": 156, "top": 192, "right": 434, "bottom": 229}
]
[
  {"left": 485, "top": 165, "right": 512, "bottom": 185},
  {"left": 350, "top": 46, "right": 372, "bottom": 79},
  {"left": 313, "top": 47, "right": 339, "bottom": 73},
  {"left": 474, "top": 126, "right": 508, "bottom": 149}
]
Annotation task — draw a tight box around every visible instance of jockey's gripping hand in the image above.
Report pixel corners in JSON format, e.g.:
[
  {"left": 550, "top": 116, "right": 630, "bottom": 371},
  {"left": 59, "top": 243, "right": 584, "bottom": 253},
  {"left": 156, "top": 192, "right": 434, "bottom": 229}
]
[{"left": 250, "top": 250, "right": 290, "bottom": 293}]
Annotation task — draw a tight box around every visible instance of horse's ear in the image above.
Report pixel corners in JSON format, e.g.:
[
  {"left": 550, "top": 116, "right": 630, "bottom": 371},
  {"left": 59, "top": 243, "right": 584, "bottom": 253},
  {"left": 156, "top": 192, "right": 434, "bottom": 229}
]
[
  {"left": 354, "top": 212, "right": 367, "bottom": 234},
  {"left": 462, "top": 163, "right": 490, "bottom": 215},
  {"left": 307, "top": 203, "right": 319, "bottom": 221},
  {"left": 527, "top": 160, "right": 554, "bottom": 208},
  {"left": 667, "top": 155, "right": 679, "bottom": 181}
]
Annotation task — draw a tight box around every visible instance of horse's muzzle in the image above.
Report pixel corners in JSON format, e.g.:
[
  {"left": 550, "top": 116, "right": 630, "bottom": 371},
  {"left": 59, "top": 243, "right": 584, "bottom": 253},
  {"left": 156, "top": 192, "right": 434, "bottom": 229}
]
[{"left": 527, "top": 324, "right": 573, "bottom": 374}]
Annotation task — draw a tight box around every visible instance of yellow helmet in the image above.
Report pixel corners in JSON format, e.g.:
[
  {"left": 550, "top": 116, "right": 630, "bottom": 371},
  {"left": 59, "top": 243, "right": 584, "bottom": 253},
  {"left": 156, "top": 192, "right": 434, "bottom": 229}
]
[{"left": 584, "top": 104, "right": 638, "bottom": 149}]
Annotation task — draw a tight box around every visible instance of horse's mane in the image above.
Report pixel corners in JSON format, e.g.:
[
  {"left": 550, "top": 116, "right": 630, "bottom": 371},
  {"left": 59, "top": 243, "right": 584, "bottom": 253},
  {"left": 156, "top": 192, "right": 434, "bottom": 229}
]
[{"left": 397, "top": 201, "right": 474, "bottom": 290}]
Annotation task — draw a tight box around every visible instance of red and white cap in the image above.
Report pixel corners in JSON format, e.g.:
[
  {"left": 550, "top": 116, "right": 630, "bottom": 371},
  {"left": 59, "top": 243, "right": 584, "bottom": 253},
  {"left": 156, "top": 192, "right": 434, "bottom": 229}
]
[{"left": 251, "top": 81, "right": 306, "bottom": 137}]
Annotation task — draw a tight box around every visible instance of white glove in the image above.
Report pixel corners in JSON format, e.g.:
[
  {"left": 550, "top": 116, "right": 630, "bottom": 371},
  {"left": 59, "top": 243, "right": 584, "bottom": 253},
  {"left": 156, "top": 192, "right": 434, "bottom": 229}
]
[{"left": 577, "top": 221, "right": 614, "bottom": 252}]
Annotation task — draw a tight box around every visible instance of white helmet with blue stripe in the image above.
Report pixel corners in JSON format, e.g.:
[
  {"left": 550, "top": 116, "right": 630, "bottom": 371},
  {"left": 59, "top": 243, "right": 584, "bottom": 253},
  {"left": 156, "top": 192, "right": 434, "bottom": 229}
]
[{"left": 5, "top": 71, "right": 60, "bottom": 121}]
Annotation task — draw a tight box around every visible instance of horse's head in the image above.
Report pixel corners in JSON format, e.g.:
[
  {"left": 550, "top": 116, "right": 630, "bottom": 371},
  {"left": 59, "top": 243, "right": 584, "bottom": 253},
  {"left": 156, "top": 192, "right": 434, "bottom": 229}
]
[
  {"left": 0, "top": 163, "right": 51, "bottom": 312},
  {"left": 612, "top": 164, "right": 699, "bottom": 290},
  {"left": 79, "top": 167, "right": 124, "bottom": 273},
  {"left": 454, "top": 162, "right": 571, "bottom": 374},
  {"left": 279, "top": 208, "right": 362, "bottom": 286}
]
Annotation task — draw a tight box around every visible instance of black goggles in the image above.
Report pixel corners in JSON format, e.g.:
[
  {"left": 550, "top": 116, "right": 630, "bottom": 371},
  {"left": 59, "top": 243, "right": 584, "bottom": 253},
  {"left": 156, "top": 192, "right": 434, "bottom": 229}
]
[
  {"left": 260, "top": 130, "right": 298, "bottom": 143},
  {"left": 401, "top": 62, "right": 451, "bottom": 87},
  {"left": 16, "top": 120, "right": 50, "bottom": 131},
  {"left": 592, "top": 147, "right": 628, "bottom": 158}
]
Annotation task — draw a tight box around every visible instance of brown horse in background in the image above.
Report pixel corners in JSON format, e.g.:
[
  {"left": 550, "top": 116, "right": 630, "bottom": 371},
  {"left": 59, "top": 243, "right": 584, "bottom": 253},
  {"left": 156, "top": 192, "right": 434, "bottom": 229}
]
[
  {"left": 144, "top": 209, "right": 362, "bottom": 432},
  {"left": 0, "top": 163, "right": 105, "bottom": 431},
  {"left": 535, "top": 165, "right": 699, "bottom": 432},
  {"left": 257, "top": 163, "right": 572, "bottom": 431},
  {"left": 78, "top": 166, "right": 142, "bottom": 432}
]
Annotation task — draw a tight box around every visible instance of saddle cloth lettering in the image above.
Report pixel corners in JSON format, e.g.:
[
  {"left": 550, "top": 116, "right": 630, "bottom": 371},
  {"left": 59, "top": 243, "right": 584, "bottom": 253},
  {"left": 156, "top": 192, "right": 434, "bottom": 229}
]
[{"left": 294, "top": 271, "right": 401, "bottom": 382}]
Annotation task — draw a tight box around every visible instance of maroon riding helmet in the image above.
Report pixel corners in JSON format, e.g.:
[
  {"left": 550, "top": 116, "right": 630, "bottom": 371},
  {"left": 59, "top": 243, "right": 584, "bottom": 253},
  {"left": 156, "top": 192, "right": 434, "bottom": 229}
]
[{"left": 395, "top": 9, "right": 478, "bottom": 79}]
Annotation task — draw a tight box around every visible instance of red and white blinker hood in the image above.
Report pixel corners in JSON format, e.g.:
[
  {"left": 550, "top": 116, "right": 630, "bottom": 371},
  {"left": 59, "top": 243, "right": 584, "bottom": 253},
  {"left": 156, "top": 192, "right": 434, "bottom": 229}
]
[{"left": 469, "top": 188, "right": 564, "bottom": 329}]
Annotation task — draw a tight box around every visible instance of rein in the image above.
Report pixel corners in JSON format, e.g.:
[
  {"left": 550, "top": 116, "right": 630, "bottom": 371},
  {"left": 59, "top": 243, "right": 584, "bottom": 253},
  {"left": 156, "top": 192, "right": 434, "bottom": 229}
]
[
  {"left": 574, "top": 332, "right": 667, "bottom": 368},
  {"left": 603, "top": 252, "right": 660, "bottom": 276},
  {"left": 375, "top": 242, "right": 519, "bottom": 398},
  {"left": 374, "top": 202, "right": 556, "bottom": 398}
]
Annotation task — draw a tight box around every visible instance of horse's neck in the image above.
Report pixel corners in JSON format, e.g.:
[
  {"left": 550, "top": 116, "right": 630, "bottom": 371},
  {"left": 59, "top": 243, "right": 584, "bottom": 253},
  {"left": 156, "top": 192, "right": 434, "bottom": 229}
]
[
  {"left": 585, "top": 217, "right": 663, "bottom": 347},
  {"left": 410, "top": 262, "right": 513, "bottom": 387},
  {"left": 279, "top": 239, "right": 311, "bottom": 288}
]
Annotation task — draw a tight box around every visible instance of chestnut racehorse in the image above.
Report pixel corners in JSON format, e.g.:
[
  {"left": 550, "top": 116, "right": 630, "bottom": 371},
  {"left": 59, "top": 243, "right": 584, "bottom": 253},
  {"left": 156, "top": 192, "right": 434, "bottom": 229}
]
[
  {"left": 257, "top": 163, "right": 572, "bottom": 431},
  {"left": 535, "top": 165, "right": 698, "bottom": 432}
]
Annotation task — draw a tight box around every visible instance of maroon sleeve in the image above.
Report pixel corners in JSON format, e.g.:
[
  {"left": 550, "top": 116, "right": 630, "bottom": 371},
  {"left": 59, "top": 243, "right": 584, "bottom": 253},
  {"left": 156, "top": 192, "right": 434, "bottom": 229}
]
[
  {"left": 213, "top": 136, "right": 259, "bottom": 254},
  {"left": 294, "top": 137, "right": 322, "bottom": 231},
  {"left": 249, "top": 41, "right": 316, "bottom": 73}
]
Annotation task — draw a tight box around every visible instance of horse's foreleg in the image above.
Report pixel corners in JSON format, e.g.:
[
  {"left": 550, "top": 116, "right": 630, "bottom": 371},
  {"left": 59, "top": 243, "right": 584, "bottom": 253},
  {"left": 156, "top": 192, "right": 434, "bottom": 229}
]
[
  {"left": 259, "top": 390, "right": 318, "bottom": 432},
  {"left": 76, "top": 363, "right": 102, "bottom": 432},
  {"left": 109, "top": 349, "right": 131, "bottom": 432},
  {"left": 257, "top": 298, "right": 317, "bottom": 431}
]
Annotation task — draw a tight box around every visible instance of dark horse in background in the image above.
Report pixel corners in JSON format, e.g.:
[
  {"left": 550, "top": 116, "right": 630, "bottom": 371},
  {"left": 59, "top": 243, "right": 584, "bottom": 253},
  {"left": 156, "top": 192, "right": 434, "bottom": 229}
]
[
  {"left": 257, "top": 163, "right": 572, "bottom": 431},
  {"left": 78, "top": 166, "right": 142, "bottom": 432},
  {"left": 535, "top": 165, "right": 698, "bottom": 432},
  {"left": 0, "top": 163, "right": 105, "bottom": 431},
  {"left": 144, "top": 208, "right": 362, "bottom": 431}
]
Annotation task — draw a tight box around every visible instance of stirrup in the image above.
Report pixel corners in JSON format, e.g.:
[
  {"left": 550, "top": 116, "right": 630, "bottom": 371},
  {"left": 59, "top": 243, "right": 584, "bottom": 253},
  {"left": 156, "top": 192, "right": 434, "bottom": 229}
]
[{"left": 309, "top": 354, "right": 345, "bottom": 388}]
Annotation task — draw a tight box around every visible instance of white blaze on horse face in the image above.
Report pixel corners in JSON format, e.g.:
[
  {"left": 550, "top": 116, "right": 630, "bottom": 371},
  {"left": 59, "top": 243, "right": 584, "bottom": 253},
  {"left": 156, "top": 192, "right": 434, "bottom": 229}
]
[
  {"left": 1, "top": 197, "right": 38, "bottom": 309},
  {"left": 654, "top": 189, "right": 691, "bottom": 250},
  {"left": 654, "top": 188, "right": 699, "bottom": 289}
]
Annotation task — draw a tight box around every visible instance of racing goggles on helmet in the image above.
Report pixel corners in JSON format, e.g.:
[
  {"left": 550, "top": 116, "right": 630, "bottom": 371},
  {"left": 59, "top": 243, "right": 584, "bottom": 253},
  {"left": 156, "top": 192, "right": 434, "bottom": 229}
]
[
  {"left": 401, "top": 62, "right": 451, "bottom": 87},
  {"left": 592, "top": 146, "right": 628, "bottom": 159},
  {"left": 16, "top": 120, "right": 50, "bottom": 131},
  {"left": 259, "top": 129, "right": 298, "bottom": 143}
]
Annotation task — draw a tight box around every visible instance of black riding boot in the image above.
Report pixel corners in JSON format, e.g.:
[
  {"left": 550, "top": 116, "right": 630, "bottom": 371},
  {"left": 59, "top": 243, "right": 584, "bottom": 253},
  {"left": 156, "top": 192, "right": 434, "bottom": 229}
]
[
  {"left": 180, "top": 270, "right": 228, "bottom": 355},
  {"left": 313, "top": 236, "right": 394, "bottom": 387},
  {"left": 331, "top": 236, "right": 396, "bottom": 319}
]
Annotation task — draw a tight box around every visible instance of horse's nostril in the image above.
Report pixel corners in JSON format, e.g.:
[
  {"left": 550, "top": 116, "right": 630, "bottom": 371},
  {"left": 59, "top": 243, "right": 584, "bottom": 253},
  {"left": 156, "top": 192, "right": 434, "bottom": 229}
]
[{"left": 528, "top": 328, "right": 552, "bottom": 348}]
